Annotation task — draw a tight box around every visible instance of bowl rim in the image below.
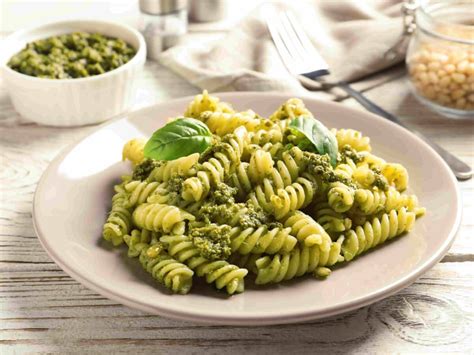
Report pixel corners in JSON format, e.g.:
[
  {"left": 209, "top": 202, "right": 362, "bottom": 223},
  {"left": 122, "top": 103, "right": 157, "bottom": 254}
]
[{"left": 0, "top": 18, "right": 146, "bottom": 84}]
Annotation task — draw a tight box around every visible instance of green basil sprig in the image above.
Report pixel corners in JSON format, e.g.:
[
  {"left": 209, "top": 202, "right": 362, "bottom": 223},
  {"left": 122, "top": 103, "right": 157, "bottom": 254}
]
[
  {"left": 144, "top": 117, "right": 213, "bottom": 161},
  {"left": 289, "top": 116, "right": 338, "bottom": 167}
]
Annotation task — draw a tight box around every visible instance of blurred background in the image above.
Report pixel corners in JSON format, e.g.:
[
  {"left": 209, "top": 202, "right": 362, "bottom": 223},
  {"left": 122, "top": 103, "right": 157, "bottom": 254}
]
[{"left": 0, "top": 0, "right": 259, "bottom": 32}]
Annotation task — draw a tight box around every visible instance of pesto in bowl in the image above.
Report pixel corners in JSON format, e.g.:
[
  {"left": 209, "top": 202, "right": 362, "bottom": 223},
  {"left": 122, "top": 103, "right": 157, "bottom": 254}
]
[{"left": 7, "top": 32, "right": 136, "bottom": 79}]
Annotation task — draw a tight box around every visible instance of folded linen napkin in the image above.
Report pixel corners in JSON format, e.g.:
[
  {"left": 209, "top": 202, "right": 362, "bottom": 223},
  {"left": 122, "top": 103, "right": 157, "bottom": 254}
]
[{"left": 159, "top": 0, "right": 404, "bottom": 93}]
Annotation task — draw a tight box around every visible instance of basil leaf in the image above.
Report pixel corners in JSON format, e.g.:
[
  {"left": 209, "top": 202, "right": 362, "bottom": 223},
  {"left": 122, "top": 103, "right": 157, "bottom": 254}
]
[
  {"left": 144, "top": 117, "right": 213, "bottom": 161},
  {"left": 289, "top": 115, "right": 338, "bottom": 167}
]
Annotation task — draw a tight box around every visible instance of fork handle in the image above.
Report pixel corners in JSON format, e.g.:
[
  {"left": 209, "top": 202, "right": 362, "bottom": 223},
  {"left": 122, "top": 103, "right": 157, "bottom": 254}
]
[{"left": 336, "top": 82, "right": 472, "bottom": 181}]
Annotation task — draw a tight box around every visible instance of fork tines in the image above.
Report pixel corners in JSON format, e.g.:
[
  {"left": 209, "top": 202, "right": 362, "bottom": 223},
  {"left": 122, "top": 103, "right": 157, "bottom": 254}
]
[{"left": 265, "top": 8, "right": 330, "bottom": 78}]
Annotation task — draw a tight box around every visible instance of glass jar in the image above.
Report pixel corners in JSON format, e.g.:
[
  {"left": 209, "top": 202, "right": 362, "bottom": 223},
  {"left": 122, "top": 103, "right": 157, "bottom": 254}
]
[
  {"left": 139, "top": 0, "right": 188, "bottom": 60},
  {"left": 406, "top": 0, "right": 474, "bottom": 118}
]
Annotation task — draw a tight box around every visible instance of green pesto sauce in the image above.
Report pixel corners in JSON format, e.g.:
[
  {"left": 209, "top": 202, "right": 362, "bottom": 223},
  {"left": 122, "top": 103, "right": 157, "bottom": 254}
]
[
  {"left": 338, "top": 146, "right": 388, "bottom": 190},
  {"left": 339, "top": 145, "right": 363, "bottom": 164},
  {"left": 132, "top": 159, "right": 161, "bottom": 181},
  {"left": 7, "top": 32, "right": 136, "bottom": 79},
  {"left": 208, "top": 183, "right": 237, "bottom": 205},
  {"left": 239, "top": 203, "right": 282, "bottom": 229},
  {"left": 302, "top": 151, "right": 356, "bottom": 188},
  {"left": 190, "top": 224, "right": 232, "bottom": 260},
  {"left": 197, "top": 201, "right": 278, "bottom": 230},
  {"left": 371, "top": 168, "right": 389, "bottom": 191}
]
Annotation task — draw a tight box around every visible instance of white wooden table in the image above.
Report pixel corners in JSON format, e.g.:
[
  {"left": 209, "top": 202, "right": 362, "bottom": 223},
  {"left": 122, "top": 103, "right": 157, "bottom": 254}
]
[{"left": 1, "top": 25, "right": 473, "bottom": 354}]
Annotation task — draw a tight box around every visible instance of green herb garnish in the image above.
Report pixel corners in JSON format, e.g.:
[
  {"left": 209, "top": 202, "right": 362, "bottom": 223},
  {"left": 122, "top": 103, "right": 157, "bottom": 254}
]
[
  {"left": 144, "top": 118, "right": 213, "bottom": 161},
  {"left": 289, "top": 115, "right": 338, "bottom": 167}
]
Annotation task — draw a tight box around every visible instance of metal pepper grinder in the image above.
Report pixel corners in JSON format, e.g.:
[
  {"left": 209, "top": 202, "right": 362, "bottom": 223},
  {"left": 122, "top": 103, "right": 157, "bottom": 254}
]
[
  {"left": 188, "top": 0, "right": 229, "bottom": 23},
  {"left": 139, "top": 0, "right": 188, "bottom": 60}
]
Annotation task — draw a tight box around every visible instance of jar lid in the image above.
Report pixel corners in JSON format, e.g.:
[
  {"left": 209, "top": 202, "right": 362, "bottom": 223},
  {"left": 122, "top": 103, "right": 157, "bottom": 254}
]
[{"left": 139, "top": 0, "right": 187, "bottom": 15}]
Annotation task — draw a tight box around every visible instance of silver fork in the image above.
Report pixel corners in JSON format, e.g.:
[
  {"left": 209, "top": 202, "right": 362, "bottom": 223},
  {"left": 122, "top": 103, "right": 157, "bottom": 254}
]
[{"left": 266, "top": 9, "right": 472, "bottom": 180}]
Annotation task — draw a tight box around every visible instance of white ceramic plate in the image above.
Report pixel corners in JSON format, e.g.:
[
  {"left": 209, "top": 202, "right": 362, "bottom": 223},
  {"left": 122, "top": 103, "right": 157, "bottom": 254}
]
[{"left": 33, "top": 92, "right": 461, "bottom": 325}]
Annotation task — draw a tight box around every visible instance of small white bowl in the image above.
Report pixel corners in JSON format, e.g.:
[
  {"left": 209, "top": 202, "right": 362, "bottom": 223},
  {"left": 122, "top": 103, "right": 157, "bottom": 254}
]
[{"left": 0, "top": 20, "right": 146, "bottom": 127}]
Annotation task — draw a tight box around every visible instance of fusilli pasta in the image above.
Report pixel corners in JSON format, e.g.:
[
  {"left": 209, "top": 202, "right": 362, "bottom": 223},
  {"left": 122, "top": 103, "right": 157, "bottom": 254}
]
[
  {"left": 342, "top": 208, "right": 416, "bottom": 261},
  {"left": 252, "top": 238, "right": 344, "bottom": 285},
  {"left": 331, "top": 128, "right": 372, "bottom": 152},
  {"left": 139, "top": 243, "right": 194, "bottom": 294},
  {"left": 102, "top": 183, "right": 133, "bottom": 246},
  {"left": 229, "top": 226, "right": 297, "bottom": 254},
  {"left": 122, "top": 138, "right": 146, "bottom": 165},
  {"left": 102, "top": 91, "right": 424, "bottom": 295},
  {"left": 184, "top": 90, "right": 234, "bottom": 118},
  {"left": 133, "top": 203, "right": 195, "bottom": 234},
  {"left": 161, "top": 234, "right": 248, "bottom": 294}
]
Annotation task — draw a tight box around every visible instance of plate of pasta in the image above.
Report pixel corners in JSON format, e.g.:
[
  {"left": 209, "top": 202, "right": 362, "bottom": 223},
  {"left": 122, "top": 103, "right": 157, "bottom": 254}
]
[{"left": 33, "top": 91, "right": 461, "bottom": 325}]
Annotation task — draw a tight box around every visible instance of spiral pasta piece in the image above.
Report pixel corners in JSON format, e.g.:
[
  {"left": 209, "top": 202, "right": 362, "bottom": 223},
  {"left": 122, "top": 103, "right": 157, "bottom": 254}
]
[
  {"left": 182, "top": 129, "right": 248, "bottom": 202},
  {"left": 269, "top": 98, "right": 313, "bottom": 121},
  {"left": 248, "top": 178, "right": 277, "bottom": 213},
  {"left": 245, "top": 142, "right": 286, "bottom": 161},
  {"left": 102, "top": 184, "right": 133, "bottom": 246},
  {"left": 146, "top": 182, "right": 172, "bottom": 204},
  {"left": 139, "top": 244, "right": 194, "bottom": 295},
  {"left": 282, "top": 211, "right": 332, "bottom": 250},
  {"left": 247, "top": 146, "right": 306, "bottom": 210},
  {"left": 359, "top": 152, "right": 386, "bottom": 170},
  {"left": 147, "top": 153, "right": 199, "bottom": 182},
  {"left": 133, "top": 203, "right": 195, "bottom": 234},
  {"left": 334, "top": 158, "right": 358, "bottom": 180},
  {"left": 198, "top": 110, "right": 264, "bottom": 136},
  {"left": 271, "top": 177, "right": 315, "bottom": 220},
  {"left": 327, "top": 182, "right": 355, "bottom": 213},
  {"left": 248, "top": 128, "right": 283, "bottom": 145},
  {"left": 230, "top": 146, "right": 301, "bottom": 203},
  {"left": 122, "top": 138, "right": 146, "bottom": 166},
  {"left": 145, "top": 183, "right": 204, "bottom": 217},
  {"left": 249, "top": 150, "right": 274, "bottom": 184},
  {"left": 382, "top": 163, "right": 409, "bottom": 191},
  {"left": 351, "top": 166, "right": 380, "bottom": 189},
  {"left": 331, "top": 128, "right": 372, "bottom": 152},
  {"left": 313, "top": 202, "right": 352, "bottom": 234},
  {"left": 353, "top": 187, "right": 420, "bottom": 215},
  {"left": 271, "top": 147, "right": 305, "bottom": 187},
  {"left": 253, "top": 238, "right": 344, "bottom": 285},
  {"left": 124, "top": 229, "right": 161, "bottom": 257},
  {"left": 161, "top": 235, "right": 248, "bottom": 294},
  {"left": 342, "top": 207, "right": 416, "bottom": 261},
  {"left": 229, "top": 226, "right": 296, "bottom": 255},
  {"left": 228, "top": 162, "right": 253, "bottom": 200},
  {"left": 229, "top": 253, "right": 261, "bottom": 274},
  {"left": 184, "top": 90, "right": 234, "bottom": 118},
  {"left": 124, "top": 180, "right": 161, "bottom": 208}
]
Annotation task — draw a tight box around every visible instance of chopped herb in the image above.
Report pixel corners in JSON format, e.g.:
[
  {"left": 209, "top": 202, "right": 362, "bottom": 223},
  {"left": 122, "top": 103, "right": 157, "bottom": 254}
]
[
  {"left": 190, "top": 224, "right": 232, "bottom": 260},
  {"left": 302, "top": 151, "right": 355, "bottom": 187},
  {"left": 371, "top": 168, "right": 389, "bottom": 191},
  {"left": 132, "top": 159, "right": 161, "bottom": 181},
  {"left": 208, "top": 183, "right": 237, "bottom": 205},
  {"left": 339, "top": 145, "right": 363, "bottom": 164}
]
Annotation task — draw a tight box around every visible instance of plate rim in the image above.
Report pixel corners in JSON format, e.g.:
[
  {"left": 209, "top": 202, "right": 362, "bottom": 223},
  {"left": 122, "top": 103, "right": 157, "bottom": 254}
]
[{"left": 32, "top": 92, "right": 462, "bottom": 325}]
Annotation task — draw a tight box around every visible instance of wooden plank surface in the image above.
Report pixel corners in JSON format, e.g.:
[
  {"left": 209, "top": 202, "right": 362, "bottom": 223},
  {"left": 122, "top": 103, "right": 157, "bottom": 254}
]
[
  {"left": 1, "top": 263, "right": 471, "bottom": 353},
  {"left": 1, "top": 63, "right": 473, "bottom": 354}
]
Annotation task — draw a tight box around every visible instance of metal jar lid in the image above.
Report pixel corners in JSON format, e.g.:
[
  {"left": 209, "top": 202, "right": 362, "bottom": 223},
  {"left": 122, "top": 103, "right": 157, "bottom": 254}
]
[{"left": 139, "top": 0, "right": 188, "bottom": 15}]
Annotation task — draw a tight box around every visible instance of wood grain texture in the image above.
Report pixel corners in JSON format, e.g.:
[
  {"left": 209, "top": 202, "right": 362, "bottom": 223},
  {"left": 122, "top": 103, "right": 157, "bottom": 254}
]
[
  {"left": 0, "top": 264, "right": 472, "bottom": 353},
  {"left": 1, "top": 59, "right": 473, "bottom": 353}
]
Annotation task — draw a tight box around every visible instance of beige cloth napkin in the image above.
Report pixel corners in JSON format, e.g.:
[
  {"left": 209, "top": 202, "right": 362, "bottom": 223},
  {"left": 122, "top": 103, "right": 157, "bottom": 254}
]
[{"left": 159, "top": 0, "right": 404, "bottom": 93}]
